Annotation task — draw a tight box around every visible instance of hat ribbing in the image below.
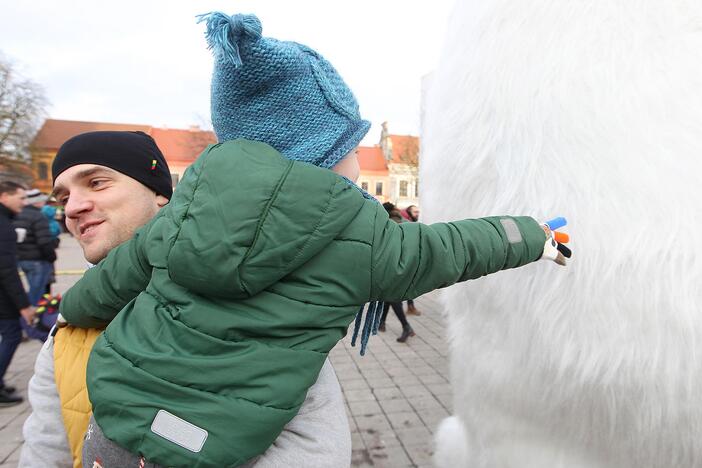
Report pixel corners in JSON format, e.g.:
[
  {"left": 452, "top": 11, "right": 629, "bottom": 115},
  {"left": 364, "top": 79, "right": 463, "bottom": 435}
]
[
  {"left": 52, "top": 131, "right": 173, "bottom": 199},
  {"left": 199, "top": 12, "right": 371, "bottom": 169}
]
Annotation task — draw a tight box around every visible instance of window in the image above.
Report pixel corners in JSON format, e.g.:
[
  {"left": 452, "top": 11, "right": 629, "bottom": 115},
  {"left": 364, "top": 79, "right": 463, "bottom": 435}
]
[
  {"left": 414, "top": 180, "right": 419, "bottom": 197},
  {"left": 399, "top": 180, "right": 408, "bottom": 197},
  {"left": 38, "top": 162, "right": 48, "bottom": 180},
  {"left": 361, "top": 181, "right": 369, "bottom": 192},
  {"left": 375, "top": 182, "right": 383, "bottom": 196},
  {"left": 171, "top": 173, "right": 180, "bottom": 186}
]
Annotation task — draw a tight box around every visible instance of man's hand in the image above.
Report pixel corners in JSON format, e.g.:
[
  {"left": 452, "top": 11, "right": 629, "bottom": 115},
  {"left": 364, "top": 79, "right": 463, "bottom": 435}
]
[
  {"left": 20, "top": 306, "right": 37, "bottom": 325},
  {"left": 540, "top": 217, "right": 572, "bottom": 266}
]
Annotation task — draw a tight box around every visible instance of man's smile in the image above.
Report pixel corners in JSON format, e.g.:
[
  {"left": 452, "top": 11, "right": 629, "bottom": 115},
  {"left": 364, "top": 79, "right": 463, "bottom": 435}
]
[{"left": 78, "top": 220, "right": 104, "bottom": 239}]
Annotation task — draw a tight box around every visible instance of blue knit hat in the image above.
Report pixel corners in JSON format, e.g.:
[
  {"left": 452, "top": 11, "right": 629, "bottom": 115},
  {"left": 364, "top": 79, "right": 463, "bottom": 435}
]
[{"left": 198, "top": 12, "right": 371, "bottom": 169}]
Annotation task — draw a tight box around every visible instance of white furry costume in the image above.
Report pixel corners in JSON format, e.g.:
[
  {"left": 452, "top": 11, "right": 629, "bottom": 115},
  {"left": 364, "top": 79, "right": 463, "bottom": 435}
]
[{"left": 421, "top": 1, "right": 702, "bottom": 467}]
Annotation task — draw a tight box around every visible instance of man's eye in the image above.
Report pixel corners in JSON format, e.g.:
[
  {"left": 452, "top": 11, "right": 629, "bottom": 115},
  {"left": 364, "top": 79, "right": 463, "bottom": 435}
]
[{"left": 90, "top": 179, "right": 106, "bottom": 188}]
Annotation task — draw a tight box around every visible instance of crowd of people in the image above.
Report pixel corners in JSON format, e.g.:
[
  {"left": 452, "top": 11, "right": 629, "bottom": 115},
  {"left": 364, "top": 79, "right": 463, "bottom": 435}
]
[
  {"left": 0, "top": 182, "right": 64, "bottom": 406},
  {"left": 0, "top": 10, "right": 567, "bottom": 467}
]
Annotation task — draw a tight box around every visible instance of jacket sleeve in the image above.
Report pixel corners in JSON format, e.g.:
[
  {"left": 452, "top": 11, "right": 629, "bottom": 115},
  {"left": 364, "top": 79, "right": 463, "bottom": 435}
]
[
  {"left": 32, "top": 211, "right": 57, "bottom": 262},
  {"left": 60, "top": 224, "right": 153, "bottom": 328},
  {"left": 369, "top": 207, "right": 546, "bottom": 302},
  {"left": 0, "top": 224, "right": 30, "bottom": 310}
]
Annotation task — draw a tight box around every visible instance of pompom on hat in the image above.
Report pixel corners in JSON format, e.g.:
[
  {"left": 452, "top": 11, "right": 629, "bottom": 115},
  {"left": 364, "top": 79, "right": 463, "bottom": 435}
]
[{"left": 198, "top": 12, "right": 371, "bottom": 169}]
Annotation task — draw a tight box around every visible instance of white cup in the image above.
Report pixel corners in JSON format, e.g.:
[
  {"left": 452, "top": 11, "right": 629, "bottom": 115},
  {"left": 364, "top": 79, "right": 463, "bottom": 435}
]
[{"left": 15, "top": 228, "right": 26, "bottom": 243}]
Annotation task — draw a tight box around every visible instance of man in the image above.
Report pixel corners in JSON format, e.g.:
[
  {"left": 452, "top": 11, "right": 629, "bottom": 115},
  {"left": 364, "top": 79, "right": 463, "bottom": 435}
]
[
  {"left": 0, "top": 181, "right": 36, "bottom": 406},
  {"left": 19, "top": 131, "right": 351, "bottom": 467},
  {"left": 13, "top": 189, "right": 57, "bottom": 305},
  {"left": 405, "top": 204, "right": 419, "bottom": 222}
]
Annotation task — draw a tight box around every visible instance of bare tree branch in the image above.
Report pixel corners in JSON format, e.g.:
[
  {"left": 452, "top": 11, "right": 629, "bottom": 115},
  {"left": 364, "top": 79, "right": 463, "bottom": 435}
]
[{"left": 0, "top": 54, "right": 48, "bottom": 174}]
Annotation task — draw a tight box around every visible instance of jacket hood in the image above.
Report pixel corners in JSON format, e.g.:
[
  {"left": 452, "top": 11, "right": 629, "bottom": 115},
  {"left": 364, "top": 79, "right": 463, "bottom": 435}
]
[{"left": 164, "top": 139, "right": 367, "bottom": 299}]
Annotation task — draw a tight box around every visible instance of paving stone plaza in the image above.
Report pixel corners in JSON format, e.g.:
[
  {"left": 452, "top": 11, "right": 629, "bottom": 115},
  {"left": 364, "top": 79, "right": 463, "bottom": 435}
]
[{"left": 0, "top": 235, "right": 453, "bottom": 467}]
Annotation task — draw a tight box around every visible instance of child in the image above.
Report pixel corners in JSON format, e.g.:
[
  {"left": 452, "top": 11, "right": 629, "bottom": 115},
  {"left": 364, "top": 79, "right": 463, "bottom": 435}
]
[{"left": 60, "top": 12, "right": 569, "bottom": 468}]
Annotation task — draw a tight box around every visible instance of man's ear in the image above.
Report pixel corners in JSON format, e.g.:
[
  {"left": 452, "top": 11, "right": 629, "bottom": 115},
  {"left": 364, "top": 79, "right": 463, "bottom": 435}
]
[{"left": 156, "top": 194, "right": 169, "bottom": 208}]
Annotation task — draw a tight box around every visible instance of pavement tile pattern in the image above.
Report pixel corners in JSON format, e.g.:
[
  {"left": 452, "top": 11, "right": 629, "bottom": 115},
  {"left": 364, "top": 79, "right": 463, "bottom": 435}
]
[{"left": 331, "top": 291, "right": 451, "bottom": 467}]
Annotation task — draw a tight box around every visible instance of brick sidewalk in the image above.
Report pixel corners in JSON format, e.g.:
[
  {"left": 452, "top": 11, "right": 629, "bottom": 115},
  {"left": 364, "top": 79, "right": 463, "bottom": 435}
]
[
  {"left": 0, "top": 339, "right": 41, "bottom": 467},
  {"left": 0, "top": 235, "right": 453, "bottom": 467},
  {"left": 333, "top": 292, "right": 451, "bottom": 467}
]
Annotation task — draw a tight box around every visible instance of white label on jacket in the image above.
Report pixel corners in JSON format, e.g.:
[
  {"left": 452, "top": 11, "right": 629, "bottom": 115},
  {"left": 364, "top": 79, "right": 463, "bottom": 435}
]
[
  {"left": 151, "top": 409, "right": 208, "bottom": 453},
  {"left": 500, "top": 218, "right": 523, "bottom": 244}
]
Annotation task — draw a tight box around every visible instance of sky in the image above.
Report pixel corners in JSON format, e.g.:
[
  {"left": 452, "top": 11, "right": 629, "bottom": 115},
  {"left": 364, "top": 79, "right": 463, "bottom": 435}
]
[{"left": 1, "top": 0, "right": 455, "bottom": 145}]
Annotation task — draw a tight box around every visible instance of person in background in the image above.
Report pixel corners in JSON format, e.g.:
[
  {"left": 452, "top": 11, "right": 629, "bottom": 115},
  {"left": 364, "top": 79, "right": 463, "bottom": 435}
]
[
  {"left": 405, "top": 204, "right": 419, "bottom": 222},
  {"left": 13, "top": 189, "right": 56, "bottom": 305},
  {"left": 41, "top": 199, "right": 62, "bottom": 242},
  {"left": 40, "top": 197, "right": 61, "bottom": 295},
  {"left": 378, "top": 205, "right": 415, "bottom": 343},
  {"left": 0, "top": 181, "right": 35, "bottom": 406},
  {"left": 403, "top": 204, "right": 421, "bottom": 315}
]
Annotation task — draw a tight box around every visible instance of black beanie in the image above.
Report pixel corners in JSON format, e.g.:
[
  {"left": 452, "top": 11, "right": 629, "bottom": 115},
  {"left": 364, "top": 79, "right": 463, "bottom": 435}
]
[{"left": 52, "top": 131, "right": 173, "bottom": 199}]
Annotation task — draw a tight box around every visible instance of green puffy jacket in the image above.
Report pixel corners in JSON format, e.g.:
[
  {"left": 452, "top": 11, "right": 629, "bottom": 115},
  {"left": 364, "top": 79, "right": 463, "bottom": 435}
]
[{"left": 61, "top": 139, "right": 546, "bottom": 467}]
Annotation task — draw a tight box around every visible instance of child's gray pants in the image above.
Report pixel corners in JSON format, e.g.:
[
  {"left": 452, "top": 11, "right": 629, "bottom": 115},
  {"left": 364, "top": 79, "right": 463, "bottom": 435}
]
[{"left": 82, "top": 415, "right": 164, "bottom": 468}]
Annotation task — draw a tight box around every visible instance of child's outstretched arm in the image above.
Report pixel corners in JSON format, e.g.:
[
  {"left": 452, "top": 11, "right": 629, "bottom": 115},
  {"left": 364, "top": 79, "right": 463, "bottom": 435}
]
[
  {"left": 59, "top": 222, "right": 154, "bottom": 328},
  {"left": 370, "top": 210, "right": 548, "bottom": 302}
]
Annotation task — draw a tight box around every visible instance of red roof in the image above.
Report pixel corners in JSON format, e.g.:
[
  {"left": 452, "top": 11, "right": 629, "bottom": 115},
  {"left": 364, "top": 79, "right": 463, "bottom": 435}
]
[
  {"left": 149, "top": 128, "right": 216, "bottom": 163},
  {"left": 32, "top": 119, "right": 217, "bottom": 166},
  {"left": 387, "top": 135, "right": 419, "bottom": 165},
  {"left": 32, "top": 119, "right": 414, "bottom": 172},
  {"left": 32, "top": 119, "right": 152, "bottom": 150},
  {"left": 357, "top": 145, "right": 387, "bottom": 173}
]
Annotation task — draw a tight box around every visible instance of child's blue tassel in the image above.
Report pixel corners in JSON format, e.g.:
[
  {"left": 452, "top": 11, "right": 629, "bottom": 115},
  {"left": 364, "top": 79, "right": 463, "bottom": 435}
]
[
  {"left": 350, "top": 305, "right": 364, "bottom": 347},
  {"left": 372, "top": 302, "right": 384, "bottom": 334},
  {"left": 197, "top": 12, "right": 262, "bottom": 68},
  {"left": 350, "top": 302, "right": 385, "bottom": 356},
  {"left": 359, "top": 303, "right": 375, "bottom": 356}
]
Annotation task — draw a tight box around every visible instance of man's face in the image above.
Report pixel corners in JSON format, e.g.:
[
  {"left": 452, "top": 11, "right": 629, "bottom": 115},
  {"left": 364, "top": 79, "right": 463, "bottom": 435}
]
[
  {"left": 0, "top": 188, "right": 27, "bottom": 214},
  {"left": 53, "top": 164, "right": 168, "bottom": 264},
  {"left": 408, "top": 206, "right": 420, "bottom": 221}
]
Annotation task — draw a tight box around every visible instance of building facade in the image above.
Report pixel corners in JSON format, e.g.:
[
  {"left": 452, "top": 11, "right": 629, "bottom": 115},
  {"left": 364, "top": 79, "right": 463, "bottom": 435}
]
[
  {"left": 378, "top": 122, "right": 419, "bottom": 209},
  {"left": 30, "top": 119, "right": 215, "bottom": 193},
  {"left": 356, "top": 145, "right": 391, "bottom": 203},
  {"left": 29, "top": 119, "right": 420, "bottom": 210}
]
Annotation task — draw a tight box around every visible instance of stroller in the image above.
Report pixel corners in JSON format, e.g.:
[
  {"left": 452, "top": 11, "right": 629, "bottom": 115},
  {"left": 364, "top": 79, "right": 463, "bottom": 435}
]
[{"left": 21, "top": 294, "right": 61, "bottom": 342}]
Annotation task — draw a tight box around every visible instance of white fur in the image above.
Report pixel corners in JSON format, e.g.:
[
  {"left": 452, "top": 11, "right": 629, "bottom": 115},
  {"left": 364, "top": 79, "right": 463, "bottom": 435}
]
[
  {"left": 434, "top": 416, "right": 471, "bottom": 467},
  {"left": 422, "top": 1, "right": 702, "bottom": 467}
]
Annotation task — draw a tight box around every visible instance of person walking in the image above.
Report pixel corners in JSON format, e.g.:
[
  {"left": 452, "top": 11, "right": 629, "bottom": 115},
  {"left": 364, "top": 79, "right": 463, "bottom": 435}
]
[
  {"left": 378, "top": 205, "right": 415, "bottom": 342},
  {"left": 378, "top": 302, "right": 415, "bottom": 343},
  {"left": 40, "top": 198, "right": 61, "bottom": 296},
  {"left": 13, "top": 189, "right": 56, "bottom": 305},
  {"left": 0, "top": 181, "right": 36, "bottom": 406},
  {"left": 403, "top": 205, "right": 421, "bottom": 315}
]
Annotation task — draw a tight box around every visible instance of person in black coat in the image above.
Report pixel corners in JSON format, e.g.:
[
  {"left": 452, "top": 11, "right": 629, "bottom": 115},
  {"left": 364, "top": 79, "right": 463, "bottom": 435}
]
[
  {"left": 13, "top": 189, "right": 57, "bottom": 305},
  {"left": 0, "top": 181, "right": 36, "bottom": 406},
  {"left": 377, "top": 204, "right": 415, "bottom": 343}
]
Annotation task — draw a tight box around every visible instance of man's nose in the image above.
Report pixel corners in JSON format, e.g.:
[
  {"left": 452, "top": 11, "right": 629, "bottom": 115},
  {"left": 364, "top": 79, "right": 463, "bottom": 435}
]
[{"left": 64, "top": 191, "right": 92, "bottom": 218}]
